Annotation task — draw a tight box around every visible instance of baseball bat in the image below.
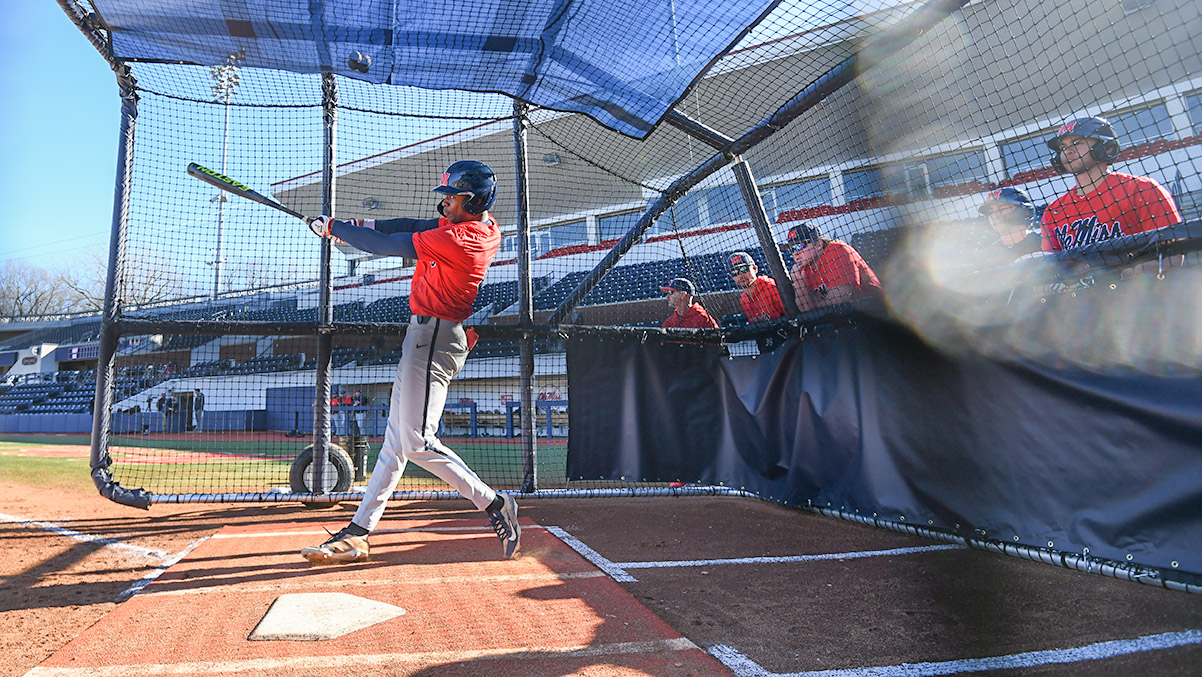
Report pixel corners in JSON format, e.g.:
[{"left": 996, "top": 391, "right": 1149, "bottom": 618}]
[{"left": 186, "top": 162, "right": 310, "bottom": 222}]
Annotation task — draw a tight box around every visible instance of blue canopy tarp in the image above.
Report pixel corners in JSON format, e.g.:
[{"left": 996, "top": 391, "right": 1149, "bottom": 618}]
[{"left": 89, "top": 0, "right": 779, "bottom": 138}]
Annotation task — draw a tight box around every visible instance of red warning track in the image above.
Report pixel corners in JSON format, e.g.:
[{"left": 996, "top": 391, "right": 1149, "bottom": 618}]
[{"left": 30, "top": 514, "right": 728, "bottom": 676}]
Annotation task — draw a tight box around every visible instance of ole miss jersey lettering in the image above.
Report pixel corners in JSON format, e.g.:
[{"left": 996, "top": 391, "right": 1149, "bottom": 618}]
[{"left": 1041, "top": 172, "right": 1181, "bottom": 252}]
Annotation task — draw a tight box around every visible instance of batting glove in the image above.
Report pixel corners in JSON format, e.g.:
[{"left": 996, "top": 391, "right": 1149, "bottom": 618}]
[
  {"left": 308, "top": 215, "right": 368, "bottom": 243},
  {"left": 308, "top": 215, "right": 335, "bottom": 238}
]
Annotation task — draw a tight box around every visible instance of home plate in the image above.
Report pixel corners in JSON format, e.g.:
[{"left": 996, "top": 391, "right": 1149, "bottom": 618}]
[{"left": 248, "top": 592, "right": 406, "bottom": 641}]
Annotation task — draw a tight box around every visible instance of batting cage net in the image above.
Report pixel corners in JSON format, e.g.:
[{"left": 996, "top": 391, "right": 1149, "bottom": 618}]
[{"left": 29, "top": 0, "right": 1202, "bottom": 586}]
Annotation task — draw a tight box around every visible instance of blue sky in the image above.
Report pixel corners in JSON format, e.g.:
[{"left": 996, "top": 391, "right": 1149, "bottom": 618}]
[{"left": 1, "top": 3, "right": 119, "bottom": 272}]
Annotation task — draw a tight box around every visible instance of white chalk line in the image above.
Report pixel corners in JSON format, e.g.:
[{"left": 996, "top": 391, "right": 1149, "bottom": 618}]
[
  {"left": 546, "top": 525, "right": 639, "bottom": 582},
  {"left": 709, "top": 628, "right": 1202, "bottom": 676},
  {"left": 209, "top": 524, "right": 549, "bottom": 539},
  {"left": 119, "top": 537, "right": 210, "bottom": 598},
  {"left": 617, "top": 544, "right": 965, "bottom": 569},
  {"left": 546, "top": 524, "right": 963, "bottom": 583},
  {"left": 0, "top": 512, "right": 169, "bottom": 561}
]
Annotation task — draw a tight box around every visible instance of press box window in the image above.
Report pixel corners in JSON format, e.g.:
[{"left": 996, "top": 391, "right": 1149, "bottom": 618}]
[
  {"left": 1106, "top": 103, "right": 1174, "bottom": 146},
  {"left": 1001, "top": 133, "right": 1050, "bottom": 178}
]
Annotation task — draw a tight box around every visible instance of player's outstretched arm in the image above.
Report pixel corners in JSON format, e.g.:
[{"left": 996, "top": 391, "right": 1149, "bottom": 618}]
[{"left": 310, "top": 216, "right": 419, "bottom": 259}]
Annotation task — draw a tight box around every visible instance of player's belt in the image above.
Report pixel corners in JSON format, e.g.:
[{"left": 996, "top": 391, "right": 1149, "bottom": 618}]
[{"left": 412, "top": 314, "right": 460, "bottom": 325}]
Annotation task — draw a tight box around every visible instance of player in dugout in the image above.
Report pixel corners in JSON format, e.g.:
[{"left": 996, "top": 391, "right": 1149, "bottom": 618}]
[
  {"left": 785, "top": 223, "right": 881, "bottom": 312},
  {"left": 660, "top": 277, "right": 719, "bottom": 329},
  {"left": 729, "top": 251, "right": 785, "bottom": 324},
  {"left": 977, "top": 187, "right": 1044, "bottom": 267},
  {"left": 1041, "top": 115, "right": 1182, "bottom": 277},
  {"left": 301, "top": 160, "right": 520, "bottom": 564}
]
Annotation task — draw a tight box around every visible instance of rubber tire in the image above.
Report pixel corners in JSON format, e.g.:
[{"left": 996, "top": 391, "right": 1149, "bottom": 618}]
[{"left": 289, "top": 443, "right": 354, "bottom": 504}]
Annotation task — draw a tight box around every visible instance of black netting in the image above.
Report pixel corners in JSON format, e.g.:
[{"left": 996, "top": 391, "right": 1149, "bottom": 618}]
[{"left": 22, "top": 0, "right": 1199, "bottom": 501}]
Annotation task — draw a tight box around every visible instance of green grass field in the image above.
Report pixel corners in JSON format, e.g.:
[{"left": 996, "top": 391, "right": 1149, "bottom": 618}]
[
  {"left": 0, "top": 449, "right": 94, "bottom": 493},
  {"left": 0, "top": 434, "right": 569, "bottom": 498}
]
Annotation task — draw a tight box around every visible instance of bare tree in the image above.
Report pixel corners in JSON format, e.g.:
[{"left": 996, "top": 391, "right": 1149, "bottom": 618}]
[
  {"left": 56, "top": 247, "right": 185, "bottom": 311},
  {"left": 222, "top": 257, "right": 310, "bottom": 293},
  {"left": 56, "top": 248, "right": 106, "bottom": 312},
  {"left": 0, "top": 259, "right": 80, "bottom": 318}
]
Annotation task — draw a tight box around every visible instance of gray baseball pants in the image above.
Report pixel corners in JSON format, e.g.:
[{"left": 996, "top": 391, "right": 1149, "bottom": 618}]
[{"left": 351, "top": 315, "right": 497, "bottom": 531}]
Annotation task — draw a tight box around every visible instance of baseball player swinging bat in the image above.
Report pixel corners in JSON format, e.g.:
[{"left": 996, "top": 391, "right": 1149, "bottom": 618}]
[{"left": 186, "top": 162, "right": 310, "bottom": 222}]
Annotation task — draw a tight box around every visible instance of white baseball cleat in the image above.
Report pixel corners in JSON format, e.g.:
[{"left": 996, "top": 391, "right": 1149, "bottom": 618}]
[{"left": 301, "top": 527, "right": 370, "bottom": 564}]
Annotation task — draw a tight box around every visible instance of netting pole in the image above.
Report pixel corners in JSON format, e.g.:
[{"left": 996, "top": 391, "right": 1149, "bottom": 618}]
[
  {"left": 88, "top": 64, "right": 148, "bottom": 509},
  {"left": 545, "top": 150, "right": 734, "bottom": 327},
  {"left": 546, "top": 0, "right": 967, "bottom": 328},
  {"left": 664, "top": 110, "right": 800, "bottom": 317},
  {"left": 512, "top": 99, "right": 538, "bottom": 493},
  {"left": 310, "top": 72, "right": 338, "bottom": 493},
  {"left": 731, "top": 160, "right": 800, "bottom": 317}
]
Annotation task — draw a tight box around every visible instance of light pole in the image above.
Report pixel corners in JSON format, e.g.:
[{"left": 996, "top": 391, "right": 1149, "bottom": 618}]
[{"left": 209, "top": 50, "right": 244, "bottom": 299}]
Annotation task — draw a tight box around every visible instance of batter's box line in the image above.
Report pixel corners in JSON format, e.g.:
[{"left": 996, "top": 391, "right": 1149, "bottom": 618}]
[
  {"left": 708, "top": 628, "right": 1202, "bottom": 677},
  {"left": 544, "top": 525, "right": 963, "bottom": 583},
  {"left": 0, "top": 512, "right": 170, "bottom": 561},
  {"left": 210, "top": 524, "right": 546, "bottom": 539},
  {"left": 119, "top": 537, "right": 210, "bottom": 599}
]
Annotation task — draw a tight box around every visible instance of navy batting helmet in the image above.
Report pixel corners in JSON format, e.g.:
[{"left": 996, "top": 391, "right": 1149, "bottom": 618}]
[
  {"left": 1047, "top": 116, "right": 1120, "bottom": 173},
  {"left": 786, "top": 223, "right": 823, "bottom": 246},
  {"left": 433, "top": 160, "right": 497, "bottom": 215},
  {"left": 978, "top": 187, "right": 1037, "bottom": 222}
]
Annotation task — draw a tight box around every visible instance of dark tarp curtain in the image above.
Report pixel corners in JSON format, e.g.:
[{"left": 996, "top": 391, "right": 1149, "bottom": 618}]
[{"left": 567, "top": 306, "right": 1202, "bottom": 581}]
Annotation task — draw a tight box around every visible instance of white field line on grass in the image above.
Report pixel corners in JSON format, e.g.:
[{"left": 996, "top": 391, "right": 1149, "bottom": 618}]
[
  {"left": 545, "top": 524, "right": 963, "bottom": 583},
  {"left": 708, "top": 629, "right": 1202, "bottom": 677}
]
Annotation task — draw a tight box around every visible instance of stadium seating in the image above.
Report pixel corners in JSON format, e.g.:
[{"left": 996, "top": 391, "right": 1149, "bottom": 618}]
[
  {"left": 0, "top": 382, "right": 66, "bottom": 413},
  {"left": 364, "top": 295, "right": 411, "bottom": 323},
  {"left": 331, "top": 347, "right": 375, "bottom": 367},
  {"left": 226, "top": 353, "right": 304, "bottom": 375},
  {"left": 181, "top": 359, "right": 234, "bottom": 378}
]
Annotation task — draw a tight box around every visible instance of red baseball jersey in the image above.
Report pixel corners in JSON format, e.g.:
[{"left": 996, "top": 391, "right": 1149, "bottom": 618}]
[
  {"left": 1041, "top": 172, "right": 1181, "bottom": 252},
  {"left": 410, "top": 215, "right": 501, "bottom": 321},
  {"left": 800, "top": 241, "right": 881, "bottom": 300},
  {"left": 662, "top": 303, "right": 719, "bottom": 329},
  {"left": 739, "top": 275, "right": 786, "bottom": 323}
]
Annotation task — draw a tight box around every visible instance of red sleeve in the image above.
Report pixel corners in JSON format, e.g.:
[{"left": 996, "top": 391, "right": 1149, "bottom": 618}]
[
  {"left": 1135, "top": 177, "right": 1182, "bottom": 232},
  {"left": 689, "top": 305, "right": 719, "bottom": 329},
  {"left": 820, "top": 243, "right": 866, "bottom": 289},
  {"left": 411, "top": 219, "right": 466, "bottom": 268},
  {"left": 1040, "top": 199, "right": 1064, "bottom": 252}
]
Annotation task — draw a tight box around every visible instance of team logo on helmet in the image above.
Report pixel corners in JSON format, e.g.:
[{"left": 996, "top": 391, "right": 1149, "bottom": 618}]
[
  {"left": 979, "top": 186, "right": 1037, "bottom": 222},
  {"left": 432, "top": 160, "right": 497, "bottom": 215},
  {"left": 1047, "top": 116, "right": 1120, "bottom": 173}
]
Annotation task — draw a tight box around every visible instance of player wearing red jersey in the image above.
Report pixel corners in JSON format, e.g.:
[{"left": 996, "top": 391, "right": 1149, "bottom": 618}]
[
  {"left": 1041, "top": 116, "right": 1181, "bottom": 254},
  {"left": 660, "top": 277, "right": 719, "bottom": 329},
  {"left": 785, "top": 224, "right": 881, "bottom": 312},
  {"left": 301, "top": 160, "right": 520, "bottom": 564},
  {"left": 729, "top": 251, "right": 785, "bottom": 324}
]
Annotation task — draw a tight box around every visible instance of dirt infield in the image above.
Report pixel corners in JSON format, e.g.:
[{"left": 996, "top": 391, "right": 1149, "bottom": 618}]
[{"left": 4, "top": 469, "right": 1202, "bottom": 674}]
